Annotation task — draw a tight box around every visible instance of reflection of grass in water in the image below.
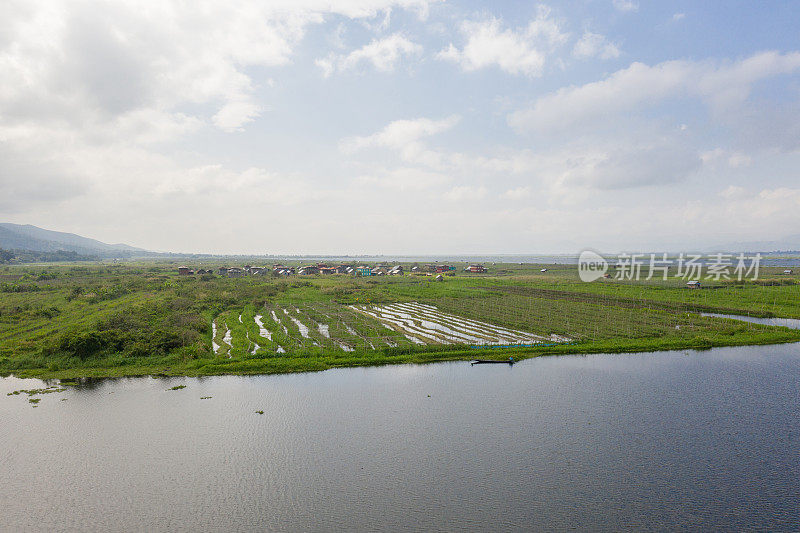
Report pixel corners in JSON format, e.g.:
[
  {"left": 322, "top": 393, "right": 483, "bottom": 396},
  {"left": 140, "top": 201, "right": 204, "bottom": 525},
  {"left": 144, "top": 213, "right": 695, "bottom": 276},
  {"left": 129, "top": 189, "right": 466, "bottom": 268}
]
[
  {"left": 8, "top": 387, "right": 66, "bottom": 396},
  {"left": 29, "top": 398, "right": 40, "bottom": 404},
  {"left": 200, "top": 396, "right": 212, "bottom": 399},
  {"left": 255, "top": 410, "right": 264, "bottom": 414},
  {"left": 167, "top": 385, "right": 186, "bottom": 390}
]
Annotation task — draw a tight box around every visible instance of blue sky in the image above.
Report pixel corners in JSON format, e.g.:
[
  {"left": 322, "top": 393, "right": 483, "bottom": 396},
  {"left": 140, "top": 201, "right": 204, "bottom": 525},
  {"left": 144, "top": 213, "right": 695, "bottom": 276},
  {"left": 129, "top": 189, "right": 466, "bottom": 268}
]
[{"left": 1, "top": 1, "right": 799, "bottom": 254}]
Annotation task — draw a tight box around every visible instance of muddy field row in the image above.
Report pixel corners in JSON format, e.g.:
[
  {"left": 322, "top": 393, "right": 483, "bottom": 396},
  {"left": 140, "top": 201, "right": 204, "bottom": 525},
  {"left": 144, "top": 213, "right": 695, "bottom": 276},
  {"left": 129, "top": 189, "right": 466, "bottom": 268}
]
[{"left": 353, "top": 302, "right": 570, "bottom": 346}]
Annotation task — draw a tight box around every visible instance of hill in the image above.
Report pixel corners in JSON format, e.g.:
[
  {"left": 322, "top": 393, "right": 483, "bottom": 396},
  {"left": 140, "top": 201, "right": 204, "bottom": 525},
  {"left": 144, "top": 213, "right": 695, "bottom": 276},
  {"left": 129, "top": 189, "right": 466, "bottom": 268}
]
[
  {"left": 0, "top": 223, "right": 147, "bottom": 257},
  {"left": 712, "top": 234, "right": 800, "bottom": 253}
]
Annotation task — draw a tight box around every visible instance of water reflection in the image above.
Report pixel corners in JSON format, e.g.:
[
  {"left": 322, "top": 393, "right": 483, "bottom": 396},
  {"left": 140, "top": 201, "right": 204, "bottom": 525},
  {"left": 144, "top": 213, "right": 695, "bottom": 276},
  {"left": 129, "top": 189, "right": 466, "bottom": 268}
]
[
  {"left": 701, "top": 312, "right": 800, "bottom": 329},
  {"left": 2, "top": 344, "right": 800, "bottom": 531}
]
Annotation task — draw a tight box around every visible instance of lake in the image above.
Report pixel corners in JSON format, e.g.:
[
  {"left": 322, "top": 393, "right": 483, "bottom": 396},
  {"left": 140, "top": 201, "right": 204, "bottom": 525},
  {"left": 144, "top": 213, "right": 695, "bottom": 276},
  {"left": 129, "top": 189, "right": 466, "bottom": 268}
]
[{"left": 2, "top": 343, "right": 800, "bottom": 531}]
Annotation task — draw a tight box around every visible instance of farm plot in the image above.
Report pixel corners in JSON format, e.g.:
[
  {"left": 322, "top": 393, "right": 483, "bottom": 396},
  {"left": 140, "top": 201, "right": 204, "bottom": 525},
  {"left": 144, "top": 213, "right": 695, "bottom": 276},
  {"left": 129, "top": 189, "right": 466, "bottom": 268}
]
[
  {"left": 352, "top": 302, "right": 570, "bottom": 346},
  {"left": 210, "top": 301, "right": 568, "bottom": 357},
  {"left": 209, "top": 303, "right": 415, "bottom": 357}
]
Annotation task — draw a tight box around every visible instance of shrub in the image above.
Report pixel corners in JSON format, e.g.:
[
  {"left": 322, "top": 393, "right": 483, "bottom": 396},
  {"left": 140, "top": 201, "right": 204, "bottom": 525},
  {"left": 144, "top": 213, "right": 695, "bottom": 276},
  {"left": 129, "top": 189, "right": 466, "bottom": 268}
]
[{"left": 57, "top": 330, "right": 121, "bottom": 360}]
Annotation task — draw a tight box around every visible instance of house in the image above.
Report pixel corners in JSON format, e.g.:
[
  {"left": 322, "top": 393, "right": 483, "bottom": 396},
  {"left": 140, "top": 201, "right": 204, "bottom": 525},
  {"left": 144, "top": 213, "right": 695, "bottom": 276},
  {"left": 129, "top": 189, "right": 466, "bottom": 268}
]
[
  {"left": 178, "top": 266, "right": 192, "bottom": 275},
  {"left": 218, "top": 267, "right": 229, "bottom": 276},
  {"left": 335, "top": 265, "right": 352, "bottom": 274},
  {"left": 411, "top": 266, "right": 419, "bottom": 272},
  {"left": 687, "top": 280, "right": 701, "bottom": 289},
  {"left": 540, "top": 268, "right": 548, "bottom": 273},
  {"left": 298, "top": 266, "right": 319, "bottom": 275},
  {"left": 435, "top": 274, "right": 444, "bottom": 281},
  {"left": 273, "top": 265, "right": 295, "bottom": 275},
  {"left": 784, "top": 269, "right": 794, "bottom": 275},
  {"left": 465, "top": 264, "right": 487, "bottom": 273},
  {"left": 227, "top": 267, "right": 245, "bottom": 278},
  {"left": 319, "top": 267, "right": 337, "bottom": 275},
  {"left": 371, "top": 267, "right": 387, "bottom": 276},
  {"left": 355, "top": 266, "right": 372, "bottom": 277},
  {"left": 389, "top": 265, "right": 404, "bottom": 275}
]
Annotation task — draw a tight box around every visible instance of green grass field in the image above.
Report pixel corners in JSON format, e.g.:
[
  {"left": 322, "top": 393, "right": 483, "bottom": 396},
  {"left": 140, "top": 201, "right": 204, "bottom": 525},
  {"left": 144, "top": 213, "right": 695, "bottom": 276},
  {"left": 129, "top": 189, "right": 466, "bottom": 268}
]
[{"left": 1, "top": 260, "right": 799, "bottom": 379}]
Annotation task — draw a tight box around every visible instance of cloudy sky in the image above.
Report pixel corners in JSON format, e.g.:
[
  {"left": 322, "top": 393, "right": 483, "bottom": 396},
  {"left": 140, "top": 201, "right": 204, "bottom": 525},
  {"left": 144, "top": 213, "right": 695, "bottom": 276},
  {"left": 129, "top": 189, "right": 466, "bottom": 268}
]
[{"left": 1, "top": 1, "right": 799, "bottom": 254}]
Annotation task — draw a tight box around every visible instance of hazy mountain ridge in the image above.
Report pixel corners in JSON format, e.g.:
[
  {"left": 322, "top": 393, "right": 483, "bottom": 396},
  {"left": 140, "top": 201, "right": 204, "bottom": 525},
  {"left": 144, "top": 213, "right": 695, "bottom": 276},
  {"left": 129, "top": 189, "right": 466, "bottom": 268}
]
[
  {"left": 710, "top": 234, "right": 800, "bottom": 253},
  {"left": 2, "top": 223, "right": 799, "bottom": 259},
  {"left": 0, "top": 223, "right": 147, "bottom": 257}
]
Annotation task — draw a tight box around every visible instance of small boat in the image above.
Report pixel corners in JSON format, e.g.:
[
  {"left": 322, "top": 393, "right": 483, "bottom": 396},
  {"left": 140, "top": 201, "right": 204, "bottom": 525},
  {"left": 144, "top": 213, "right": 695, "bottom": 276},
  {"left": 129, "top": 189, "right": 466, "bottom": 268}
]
[{"left": 471, "top": 357, "right": 515, "bottom": 366}]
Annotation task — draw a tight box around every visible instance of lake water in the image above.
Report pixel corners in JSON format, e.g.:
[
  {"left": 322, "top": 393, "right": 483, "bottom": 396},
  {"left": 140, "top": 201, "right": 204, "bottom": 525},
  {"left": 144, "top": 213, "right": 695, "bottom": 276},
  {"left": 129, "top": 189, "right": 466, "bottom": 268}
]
[
  {"left": 702, "top": 312, "right": 800, "bottom": 330},
  {"left": 3, "top": 344, "right": 800, "bottom": 532}
]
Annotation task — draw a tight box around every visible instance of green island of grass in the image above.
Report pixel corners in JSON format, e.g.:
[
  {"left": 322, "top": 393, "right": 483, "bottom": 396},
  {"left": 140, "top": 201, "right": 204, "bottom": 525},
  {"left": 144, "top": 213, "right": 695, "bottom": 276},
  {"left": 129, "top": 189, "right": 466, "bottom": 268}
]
[{"left": 1, "top": 260, "right": 799, "bottom": 380}]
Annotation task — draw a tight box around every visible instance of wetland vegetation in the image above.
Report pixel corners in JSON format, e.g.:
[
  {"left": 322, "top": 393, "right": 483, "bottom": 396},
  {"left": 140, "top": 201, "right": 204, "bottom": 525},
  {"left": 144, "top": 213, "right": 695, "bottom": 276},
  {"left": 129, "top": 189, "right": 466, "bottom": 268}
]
[{"left": 1, "top": 260, "right": 799, "bottom": 379}]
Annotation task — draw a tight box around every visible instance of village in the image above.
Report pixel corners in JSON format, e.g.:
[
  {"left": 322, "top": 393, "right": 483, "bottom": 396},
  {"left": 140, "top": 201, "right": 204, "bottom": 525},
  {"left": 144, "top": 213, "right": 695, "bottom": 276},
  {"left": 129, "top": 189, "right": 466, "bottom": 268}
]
[{"left": 177, "top": 262, "right": 488, "bottom": 278}]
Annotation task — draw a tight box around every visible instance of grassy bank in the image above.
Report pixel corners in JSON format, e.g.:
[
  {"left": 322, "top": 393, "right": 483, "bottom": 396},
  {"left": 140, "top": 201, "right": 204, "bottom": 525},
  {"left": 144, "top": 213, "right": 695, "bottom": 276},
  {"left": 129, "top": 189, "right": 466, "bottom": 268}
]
[
  {"left": 1, "top": 260, "right": 799, "bottom": 379},
  {"left": 6, "top": 327, "right": 799, "bottom": 380}
]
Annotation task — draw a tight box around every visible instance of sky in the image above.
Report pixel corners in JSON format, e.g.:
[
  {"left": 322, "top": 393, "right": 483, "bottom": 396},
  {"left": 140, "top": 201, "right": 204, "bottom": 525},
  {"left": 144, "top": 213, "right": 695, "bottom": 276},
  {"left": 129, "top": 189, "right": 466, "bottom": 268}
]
[{"left": 1, "top": 0, "right": 799, "bottom": 254}]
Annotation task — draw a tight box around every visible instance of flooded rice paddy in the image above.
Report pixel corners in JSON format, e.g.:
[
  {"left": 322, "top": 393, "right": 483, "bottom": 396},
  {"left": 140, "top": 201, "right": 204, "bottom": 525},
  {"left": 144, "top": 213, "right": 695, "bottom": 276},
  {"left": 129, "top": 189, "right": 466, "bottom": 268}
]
[
  {"left": 354, "top": 302, "right": 570, "bottom": 346},
  {"left": 212, "top": 302, "right": 570, "bottom": 357}
]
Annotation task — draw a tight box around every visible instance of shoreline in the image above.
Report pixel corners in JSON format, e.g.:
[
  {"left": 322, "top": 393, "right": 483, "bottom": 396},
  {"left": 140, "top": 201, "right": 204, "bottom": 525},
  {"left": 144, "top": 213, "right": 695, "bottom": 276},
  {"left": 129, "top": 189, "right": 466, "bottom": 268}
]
[{"left": 5, "top": 329, "right": 799, "bottom": 381}]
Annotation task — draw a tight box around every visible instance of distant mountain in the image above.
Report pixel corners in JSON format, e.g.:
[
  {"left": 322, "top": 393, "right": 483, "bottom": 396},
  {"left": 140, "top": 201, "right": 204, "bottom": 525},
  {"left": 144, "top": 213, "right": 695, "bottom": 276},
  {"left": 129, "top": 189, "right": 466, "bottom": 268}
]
[
  {"left": 0, "top": 223, "right": 148, "bottom": 257},
  {"left": 711, "top": 234, "right": 800, "bottom": 253}
]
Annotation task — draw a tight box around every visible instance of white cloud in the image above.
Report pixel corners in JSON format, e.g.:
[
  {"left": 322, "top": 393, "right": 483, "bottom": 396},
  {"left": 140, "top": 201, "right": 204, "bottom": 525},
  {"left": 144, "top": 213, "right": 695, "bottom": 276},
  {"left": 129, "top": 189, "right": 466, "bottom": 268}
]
[
  {"left": 501, "top": 186, "right": 532, "bottom": 200},
  {"left": 673, "top": 13, "right": 686, "bottom": 22},
  {"left": 727, "top": 153, "right": 753, "bottom": 168},
  {"left": 3, "top": 0, "right": 799, "bottom": 254},
  {"left": 0, "top": 1, "right": 317, "bottom": 134},
  {"left": 0, "top": 0, "right": 439, "bottom": 225},
  {"left": 314, "top": 56, "right": 336, "bottom": 78},
  {"left": 701, "top": 149, "right": 752, "bottom": 169},
  {"left": 153, "top": 165, "right": 324, "bottom": 205},
  {"left": 342, "top": 114, "right": 702, "bottom": 197},
  {"left": 355, "top": 167, "right": 452, "bottom": 191},
  {"left": 340, "top": 115, "right": 460, "bottom": 155},
  {"left": 562, "top": 142, "right": 701, "bottom": 190},
  {"left": 720, "top": 185, "right": 746, "bottom": 199},
  {"left": 361, "top": 7, "right": 393, "bottom": 33},
  {"left": 707, "top": 187, "right": 800, "bottom": 227},
  {"left": 437, "top": 7, "right": 567, "bottom": 77},
  {"left": 612, "top": 0, "right": 638, "bottom": 12},
  {"left": 443, "top": 185, "right": 487, "bottom": 202},
  {"left": 212, "top": 100, "right": 263, "bottom": 132},
  {"left": 0, "top": 0, "right": 437, "bottom": 137},
  {"left": 573, "top": 31, "right": 620, "bottom": 60},
  {"left": 318, "top": 33, "right": 422, "bottom": 76},
  {"left": 509, "top": 51, "right": 800, "bottom": 133}
]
